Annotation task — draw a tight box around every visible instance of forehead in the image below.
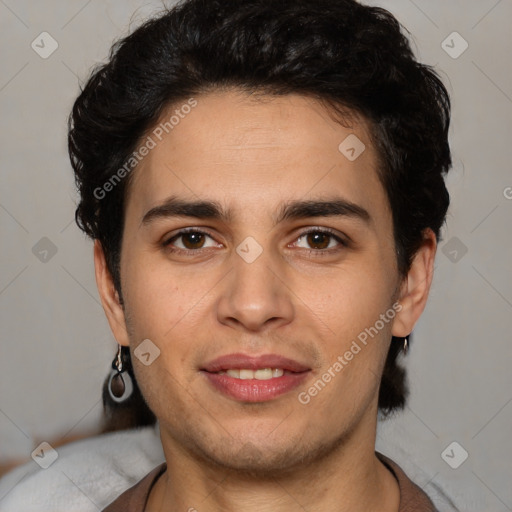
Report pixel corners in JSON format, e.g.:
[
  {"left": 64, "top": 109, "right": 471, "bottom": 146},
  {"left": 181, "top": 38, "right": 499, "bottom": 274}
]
[{"left": 126, "top": 90, "right": 389, "bottom": 226}]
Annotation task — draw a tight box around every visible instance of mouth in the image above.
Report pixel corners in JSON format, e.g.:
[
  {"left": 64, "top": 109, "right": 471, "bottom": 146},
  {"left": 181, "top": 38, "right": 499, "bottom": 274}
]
[
  {"left": 215, "top": 368, "right": 289, "bottom": 379},
  {"left": 200, "top": 353, "right": 311, "bottom": 402}
]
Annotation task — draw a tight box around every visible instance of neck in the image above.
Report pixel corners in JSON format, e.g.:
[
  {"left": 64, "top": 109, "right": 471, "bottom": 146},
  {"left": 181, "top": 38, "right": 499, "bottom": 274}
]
[{"left": 147, "top": 415, "right": 400, "bottom": 512}]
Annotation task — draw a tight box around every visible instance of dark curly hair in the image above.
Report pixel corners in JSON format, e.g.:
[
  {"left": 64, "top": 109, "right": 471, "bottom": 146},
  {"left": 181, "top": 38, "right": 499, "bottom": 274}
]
[{"left": 68, "top": 0, "right": 451, "bottom": 431}]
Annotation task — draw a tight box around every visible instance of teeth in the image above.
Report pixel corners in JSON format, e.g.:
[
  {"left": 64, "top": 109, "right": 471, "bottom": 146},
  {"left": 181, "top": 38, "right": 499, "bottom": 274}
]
[
  {"left": 255, "top": 368, "right": 273, "bottom": 380},
  {"left": 240, "top": 369, "right": 254, "bottom": 380},
  {"left": 221, "top": 368, "right": 285, "bottom": 380}
]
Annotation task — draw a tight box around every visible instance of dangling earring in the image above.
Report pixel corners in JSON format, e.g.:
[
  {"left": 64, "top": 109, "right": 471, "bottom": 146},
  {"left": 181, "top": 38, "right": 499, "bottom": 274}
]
[
  {"left": 108, "top": 345, "right": 134, "bottom": 403},
  {"left": 402, "top": 335, "right": 409, "bottom": 355}
]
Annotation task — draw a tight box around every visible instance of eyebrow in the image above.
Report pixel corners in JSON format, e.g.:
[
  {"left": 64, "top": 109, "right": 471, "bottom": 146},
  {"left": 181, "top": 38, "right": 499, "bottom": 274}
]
[{"left": 141, "top": 195, "right": 371, "bottom": 227}]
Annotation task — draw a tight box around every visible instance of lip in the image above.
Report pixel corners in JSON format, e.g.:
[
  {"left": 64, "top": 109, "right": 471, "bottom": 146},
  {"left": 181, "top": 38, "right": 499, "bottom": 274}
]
[
  {"left": 200, "top": 353, "right": 311, "bottom": 403},
  {"left": 201, "top": 353, "right": 311, "bottom": 373}
]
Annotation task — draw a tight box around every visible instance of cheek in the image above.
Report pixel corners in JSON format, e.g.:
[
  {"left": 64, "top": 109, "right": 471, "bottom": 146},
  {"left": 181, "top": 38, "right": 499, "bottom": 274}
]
[
  {"left": 121, "top": 251, "right": 198, "bottom": 336},
  {"left": 130, "top": 356, "right": 191, "bottom": 428},
  {"left": 317, "top": 264, "right": 397, "bottom": 339},
  {"left": 307, "top": 271, "right": 397, "bottom": 414},
  {"left": 121, "top": 256, "right": 209, "bottom": 380}
]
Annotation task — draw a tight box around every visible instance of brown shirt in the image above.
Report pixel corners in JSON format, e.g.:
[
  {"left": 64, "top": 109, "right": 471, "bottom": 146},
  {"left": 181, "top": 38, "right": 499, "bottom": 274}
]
[{"left": 102, "top": 451, "right": 439, "bottom": 511}]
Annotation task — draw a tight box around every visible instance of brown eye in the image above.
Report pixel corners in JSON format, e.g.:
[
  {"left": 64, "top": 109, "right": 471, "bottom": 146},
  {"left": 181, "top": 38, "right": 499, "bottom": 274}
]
[
  {"left": 180, "top": 232, "right": 206, "bottom": 249},
  {"left": 305, "top": 232, "right": 331, "bottom": 250},
  {"left": 163, "top": 229, "right": 219, "bottom": 253},
  {"left": 293, "top": 229, "right": 346, "bottom": 252}
]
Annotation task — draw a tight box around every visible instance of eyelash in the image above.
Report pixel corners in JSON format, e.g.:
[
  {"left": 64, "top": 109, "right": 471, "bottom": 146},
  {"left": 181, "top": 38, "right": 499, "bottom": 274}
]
[{"left": 162, "top": 227, "right": 348, "bottom": 257}]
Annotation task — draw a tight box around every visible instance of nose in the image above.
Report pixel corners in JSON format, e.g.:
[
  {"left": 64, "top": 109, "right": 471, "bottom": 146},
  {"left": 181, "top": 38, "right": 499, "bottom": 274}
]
[{"left": 216, "top": 244, "right": 295, "bottom": 333}]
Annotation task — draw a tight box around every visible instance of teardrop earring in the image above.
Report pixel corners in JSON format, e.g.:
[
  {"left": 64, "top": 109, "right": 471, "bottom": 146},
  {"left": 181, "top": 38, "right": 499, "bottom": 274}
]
[{"left": 108, "top": 345, "right": 134, "bottom": 403}]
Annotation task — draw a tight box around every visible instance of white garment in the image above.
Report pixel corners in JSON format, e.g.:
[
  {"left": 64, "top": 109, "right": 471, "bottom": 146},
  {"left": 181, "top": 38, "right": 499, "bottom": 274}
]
[{"left": 0, "top": 424, "right": 164, "bottom": 512}]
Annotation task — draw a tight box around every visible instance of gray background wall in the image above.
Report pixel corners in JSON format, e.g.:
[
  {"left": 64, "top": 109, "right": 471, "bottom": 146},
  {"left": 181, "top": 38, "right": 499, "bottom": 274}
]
[{"left": 0, "top": 0, "right": 511, "bottom": 510}]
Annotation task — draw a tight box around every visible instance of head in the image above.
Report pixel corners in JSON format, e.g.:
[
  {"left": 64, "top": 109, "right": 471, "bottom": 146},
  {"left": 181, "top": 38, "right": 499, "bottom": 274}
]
[{"left": 69, "top": 0, "right": 450, "bottom": 470}]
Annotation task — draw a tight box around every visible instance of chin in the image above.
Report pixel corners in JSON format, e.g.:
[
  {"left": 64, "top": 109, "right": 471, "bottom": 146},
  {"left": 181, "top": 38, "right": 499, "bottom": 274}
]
[{"left": 183, "top": 427, "right": 342, "bottom": 478}]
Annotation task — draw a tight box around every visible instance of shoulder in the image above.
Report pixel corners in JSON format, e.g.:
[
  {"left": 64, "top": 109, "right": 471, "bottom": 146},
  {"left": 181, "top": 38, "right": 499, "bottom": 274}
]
[
  {"left": 0, "top": 425, "right": 164, "bottom": 512},
  {"left": 101, "top": 463, "right": 167, "bottom": 512},
  {"left": 376, "top": 450, "right": 465, "bottom": 512},
  {"left": 377, "top": 451, "right": 440, "bottom": 511}
]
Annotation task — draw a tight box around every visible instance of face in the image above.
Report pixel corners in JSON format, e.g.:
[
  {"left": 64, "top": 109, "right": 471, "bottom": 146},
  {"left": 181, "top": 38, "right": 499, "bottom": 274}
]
[{"left": 97, "top": 89, "right": 432, "bottom": 475}]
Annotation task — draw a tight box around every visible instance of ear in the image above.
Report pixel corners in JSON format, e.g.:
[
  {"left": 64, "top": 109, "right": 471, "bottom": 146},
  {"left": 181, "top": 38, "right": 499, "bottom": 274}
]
[
  {"left": 94, "top": 240, "right": 130, "bottom": 347},
  {"left": 392, "top": 228, "right": 437, "bottom": 338}
]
